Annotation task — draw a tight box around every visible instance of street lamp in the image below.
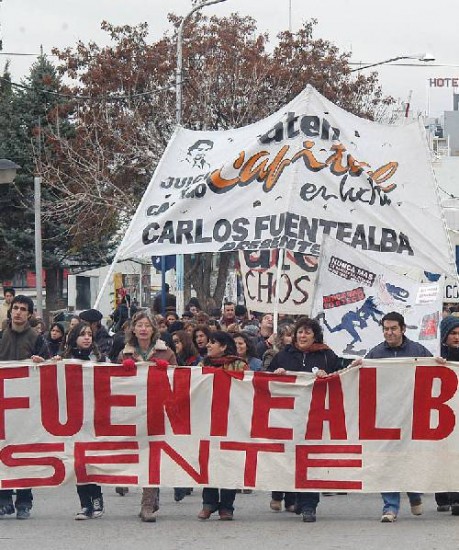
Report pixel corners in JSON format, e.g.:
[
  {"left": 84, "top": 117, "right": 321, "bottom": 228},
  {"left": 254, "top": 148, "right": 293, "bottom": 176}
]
[
  {"left": 350, "top": 52, "right": 435, "bottom": 72},
  {"left": 0, "top": 159, "right": 20, "bottom": 184},
  {"left": 176, "top": 0, "right": 229, "bottom": 125},
  {"left": 174, "top": 0, "right": 229, "bottom": 315}
]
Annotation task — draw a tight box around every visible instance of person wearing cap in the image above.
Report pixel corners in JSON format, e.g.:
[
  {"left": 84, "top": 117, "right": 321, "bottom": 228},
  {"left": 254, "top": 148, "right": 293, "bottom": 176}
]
[
  {"left": 79, "top": 308, "right": 113, "bottom": 357},
  {"left": 435, "top": 315, "right": 459, "bottom": 514}
]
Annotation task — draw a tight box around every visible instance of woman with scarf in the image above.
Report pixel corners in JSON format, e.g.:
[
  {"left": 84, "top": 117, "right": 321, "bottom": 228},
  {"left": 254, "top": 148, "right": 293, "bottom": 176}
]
[
  {"left": 118, "top": 311, "right": 177, "bottom": 521},
  {"left": 197, "top": 331, "right": 248, "bottom": 521},
  {"left": 268, "top": 316, "right": 344, "bottom": 523},
  {"left": 63, "top": 322, "right": 106, "bottom": 520}
]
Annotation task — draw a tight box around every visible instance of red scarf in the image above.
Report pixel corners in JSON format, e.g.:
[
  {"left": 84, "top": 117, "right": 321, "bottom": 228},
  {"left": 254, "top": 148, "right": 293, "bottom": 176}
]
[{"left": 297, "top": 343, "right": 331, "bottom": 353}]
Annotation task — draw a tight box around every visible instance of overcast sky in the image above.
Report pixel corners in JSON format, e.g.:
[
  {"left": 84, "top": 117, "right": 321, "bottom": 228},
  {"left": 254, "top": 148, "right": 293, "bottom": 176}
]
[{"left": 2, "top": 0, "right": 459, "bottom": 118}]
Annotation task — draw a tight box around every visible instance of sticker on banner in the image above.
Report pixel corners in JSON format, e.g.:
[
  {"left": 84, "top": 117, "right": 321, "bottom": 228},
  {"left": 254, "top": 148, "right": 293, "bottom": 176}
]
[{"left": 416, "top": 284, "right": 440, "bottom": 304}]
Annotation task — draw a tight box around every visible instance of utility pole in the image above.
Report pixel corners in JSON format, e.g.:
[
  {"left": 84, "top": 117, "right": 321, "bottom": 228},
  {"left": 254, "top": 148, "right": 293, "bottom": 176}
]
[
  {"left": 175, "top": 0, "right": 229, "bottom": 315},
  {"left": 0, "top": 0, "right": 3, "bottom": 52}
]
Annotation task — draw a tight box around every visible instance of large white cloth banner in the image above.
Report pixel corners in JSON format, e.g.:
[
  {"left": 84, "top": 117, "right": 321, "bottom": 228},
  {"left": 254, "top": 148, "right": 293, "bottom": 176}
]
[
  {"left": 2, "top": 360, "right": 459, "bottom": 492},
  {"left": 311, "top": 237, "right": 443, "bottom": 357},
  {"left": 114, "top": 85, "right": 455, "bottom": 278},
  {"left": 238, "top": 250, "right": 317, "bottom": 315}
]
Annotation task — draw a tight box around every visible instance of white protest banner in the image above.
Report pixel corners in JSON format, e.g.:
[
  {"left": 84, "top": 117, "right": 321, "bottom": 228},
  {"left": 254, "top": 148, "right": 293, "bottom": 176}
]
[
  {"left": 311, "top": 237, "right": 443, "bottom": 357},
  {"left": 113, "top": 85, "right": 456, "bottom": 279},
  {"left": 238, "top": 250, "right": 317, "bottom": 315},
  {"left": 2, "top": 359, "right": 459, "bottom": 493}
]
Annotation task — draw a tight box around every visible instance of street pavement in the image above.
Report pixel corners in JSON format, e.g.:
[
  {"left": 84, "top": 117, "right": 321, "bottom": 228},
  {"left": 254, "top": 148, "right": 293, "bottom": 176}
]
[{"left": 1, "top": 486, "right": 458, "bottom": 550}]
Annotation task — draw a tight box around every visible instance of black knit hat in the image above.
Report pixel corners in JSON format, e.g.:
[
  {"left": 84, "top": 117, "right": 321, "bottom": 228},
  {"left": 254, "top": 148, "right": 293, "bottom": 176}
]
[{"left": 440, "top": 315, "right": 459, "bottom": 343}]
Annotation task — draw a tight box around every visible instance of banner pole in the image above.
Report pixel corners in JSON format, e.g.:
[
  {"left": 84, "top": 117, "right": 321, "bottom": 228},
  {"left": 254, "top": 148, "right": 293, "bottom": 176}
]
[{"left": 273, "top": 248, "right": 284, "bottom": 334}]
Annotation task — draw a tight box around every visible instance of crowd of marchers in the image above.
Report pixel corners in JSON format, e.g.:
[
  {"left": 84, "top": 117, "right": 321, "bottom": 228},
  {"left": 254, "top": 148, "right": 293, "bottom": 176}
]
[{"left": 0, "top": 285, "right": 459, "bottom": 524}]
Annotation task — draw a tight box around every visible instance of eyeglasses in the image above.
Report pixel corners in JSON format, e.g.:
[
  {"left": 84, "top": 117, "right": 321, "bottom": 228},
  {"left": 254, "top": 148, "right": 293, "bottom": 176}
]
[
  {"left": 135, "top": 323, "right": 153, "bottom": 329},
  {"left": 11, "top": 305, "right": 28, "bottom": 312}
]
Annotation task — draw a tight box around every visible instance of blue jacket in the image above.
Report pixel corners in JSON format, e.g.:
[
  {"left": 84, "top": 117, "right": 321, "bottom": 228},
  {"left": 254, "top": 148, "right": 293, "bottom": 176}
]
[{"left": 365, "top": 336, "right": 432, "bottom": 359}]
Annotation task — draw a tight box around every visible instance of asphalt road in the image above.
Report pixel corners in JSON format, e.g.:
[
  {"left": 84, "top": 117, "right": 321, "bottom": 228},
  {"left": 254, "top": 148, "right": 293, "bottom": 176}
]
[{"left": 1, "top": 486, "right": 458, "bottom": 550}]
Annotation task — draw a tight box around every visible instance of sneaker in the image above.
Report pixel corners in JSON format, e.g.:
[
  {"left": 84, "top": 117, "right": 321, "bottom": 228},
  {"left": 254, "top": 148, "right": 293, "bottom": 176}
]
[
  {"left": 410, "top": 502, "right": 423, "bottom": 516},
  {"left": 285, "top": 504, "right": 296, "bottom": 513},
  {"left": 381, "top": 512, "right": 397, "bottom": 523},
  {"left": 75, "top": 507, "right": 93, "bottom": 520},
  {"left": 451, "top": 503, "right": 459, "bottom": 516},
  {"left": 437, "top": 505, "right": 450, "bottom": 512},
  {"left": 16, "top": 507, "right": 31, "bottom": 520},
  {"left": 92, "top": 497, "right": 104, "bottom": 518},
  {"left": 0, "top": 503, "right": 15, "bottom": 516},
  {"left": 218, "top": 509, "right": 234, "bottom": 521},
  {"left": 302, "top": 509, "right": 316, "bottom": 522},
  {"left": 270, "top": 499, "right": 282, "bottom": 512}
]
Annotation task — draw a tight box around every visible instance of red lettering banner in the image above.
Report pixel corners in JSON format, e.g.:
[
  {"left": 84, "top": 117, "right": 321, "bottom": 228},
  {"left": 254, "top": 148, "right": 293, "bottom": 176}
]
[{"left": 0, "top": 359, "right": 458, "bottom": 492}]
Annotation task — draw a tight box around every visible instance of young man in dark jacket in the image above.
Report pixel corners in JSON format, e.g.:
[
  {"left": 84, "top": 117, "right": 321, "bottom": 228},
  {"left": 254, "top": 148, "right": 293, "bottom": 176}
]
[
  {"left": 364, "top": 311, "right": 431, "bottom": 523},
  {"left": 0, "top": 295, "right": 45, "bottom": 519}
]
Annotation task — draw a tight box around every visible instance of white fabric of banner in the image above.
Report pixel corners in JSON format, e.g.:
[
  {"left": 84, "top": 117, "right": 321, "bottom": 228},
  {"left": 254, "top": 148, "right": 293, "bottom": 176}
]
[
  {"left": 1, "top": 359, "right": 459, "bottom": 492},
  {"left": 238, "top": 249, "right": 316, "bottom": 316},
  {"left": 311, "top": 237, "right": 443, "bottom": 357},
  {"left": 115, "top": 85, "right": 455, "bottom": 278}
]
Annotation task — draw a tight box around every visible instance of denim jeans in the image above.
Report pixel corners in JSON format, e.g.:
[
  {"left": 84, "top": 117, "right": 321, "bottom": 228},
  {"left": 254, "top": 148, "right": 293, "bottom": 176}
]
[
  {"left": 202, "top": 488, "right": 236, "bottom": 512},
  {"left": 296, "top": 492, "right": 320, "bottom": 512},
  {"left": 381, "top": 492, "right": 422, "bottom": 514},
  {"left": 0, "top": 489, "right": 33, "bottom": 509}
]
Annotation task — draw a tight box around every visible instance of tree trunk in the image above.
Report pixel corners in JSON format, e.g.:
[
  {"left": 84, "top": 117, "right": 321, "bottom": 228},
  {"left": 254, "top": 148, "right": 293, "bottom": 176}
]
[
  {"left": 185, "top": 252, "right": 234, "bottom": 313},
  {"left": 45, "top": 267, "right": 63, "bottom": 321}
]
